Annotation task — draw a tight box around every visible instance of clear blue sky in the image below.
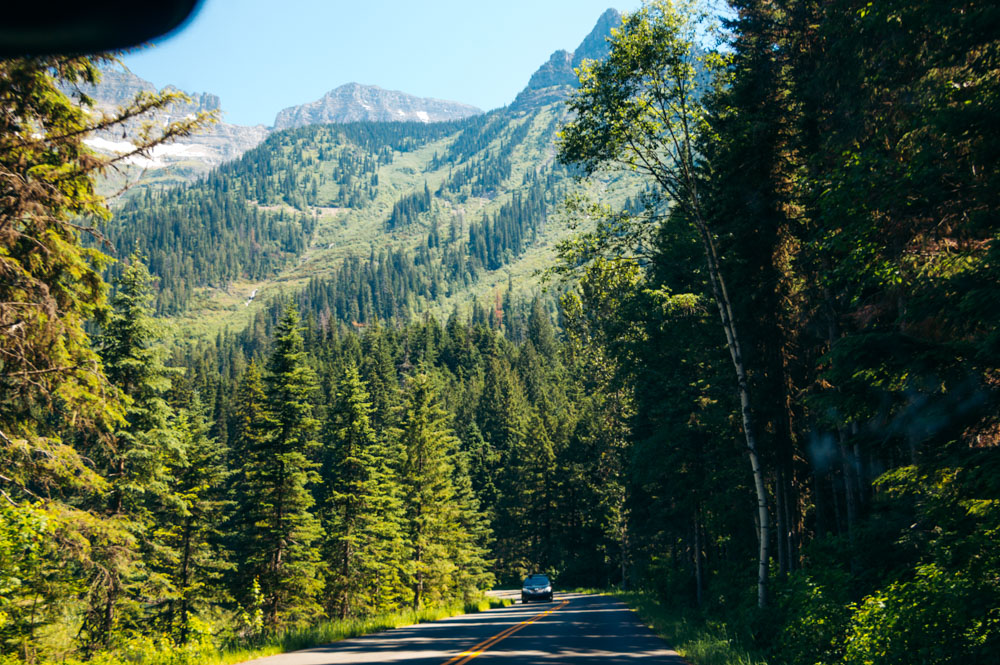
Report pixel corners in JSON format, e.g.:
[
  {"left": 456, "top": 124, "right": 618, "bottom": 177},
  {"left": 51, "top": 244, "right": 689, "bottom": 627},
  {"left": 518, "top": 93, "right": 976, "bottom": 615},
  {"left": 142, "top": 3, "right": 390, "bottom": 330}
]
[{"left": 122, "top": 0, "right": 643, "bottom": 127}]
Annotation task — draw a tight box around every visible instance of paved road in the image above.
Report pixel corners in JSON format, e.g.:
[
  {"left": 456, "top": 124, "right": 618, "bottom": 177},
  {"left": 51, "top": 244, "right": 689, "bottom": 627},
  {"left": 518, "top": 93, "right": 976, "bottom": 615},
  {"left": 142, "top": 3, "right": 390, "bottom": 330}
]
[{"left": 241, "top": 593, "right": 684, "bottom": 664}]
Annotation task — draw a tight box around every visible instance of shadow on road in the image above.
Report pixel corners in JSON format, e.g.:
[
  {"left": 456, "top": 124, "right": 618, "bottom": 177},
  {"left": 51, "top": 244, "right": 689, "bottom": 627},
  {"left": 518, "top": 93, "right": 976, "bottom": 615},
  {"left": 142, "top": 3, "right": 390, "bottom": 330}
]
[{"left": 242, "top": 593, "right": 685, "bottom": 664}]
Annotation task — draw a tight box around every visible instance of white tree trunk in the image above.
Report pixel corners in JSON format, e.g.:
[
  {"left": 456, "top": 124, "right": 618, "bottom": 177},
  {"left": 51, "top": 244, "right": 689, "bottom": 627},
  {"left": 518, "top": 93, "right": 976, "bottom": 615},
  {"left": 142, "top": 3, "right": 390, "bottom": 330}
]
[{"left": 695, "top": 219, "right": 770, "bottom": 609}]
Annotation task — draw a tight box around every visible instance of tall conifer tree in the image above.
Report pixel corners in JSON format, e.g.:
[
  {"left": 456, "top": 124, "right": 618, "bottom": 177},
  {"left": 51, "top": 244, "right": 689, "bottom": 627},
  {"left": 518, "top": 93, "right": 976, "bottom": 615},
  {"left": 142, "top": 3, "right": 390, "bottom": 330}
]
[
  {"left": 322, "top": 363, "right": 409, "bottom": 618},
  {"left": 228, "top": 362, "right": 273, "bottom": 608},
  {"left": 99, "top": 254, "right": 178, "bottom": 518},
  {"left": 87, "top": 254, "right": 179, "bottom": 644},
  {"left": 398, "top": 372, "right": 461, "bottom": 608},
  {"left": 257, "top": 305, "right": 323, "bottom": 627},
  {"left": 161, "top": 395, "right": 231, "bottom": 642}
]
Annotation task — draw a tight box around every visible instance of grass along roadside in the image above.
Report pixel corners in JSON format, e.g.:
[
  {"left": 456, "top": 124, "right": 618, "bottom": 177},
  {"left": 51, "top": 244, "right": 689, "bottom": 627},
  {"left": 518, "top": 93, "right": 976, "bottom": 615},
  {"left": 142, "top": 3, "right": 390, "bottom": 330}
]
[
  {"left": 220, "top": 596, "right": 513, "bottom": 665},
  {"left": 609, "top": 591, "right": 768, "bottom": 665},
  {"left": 32, "top": 597, "right": 511, "bottom": 665}
]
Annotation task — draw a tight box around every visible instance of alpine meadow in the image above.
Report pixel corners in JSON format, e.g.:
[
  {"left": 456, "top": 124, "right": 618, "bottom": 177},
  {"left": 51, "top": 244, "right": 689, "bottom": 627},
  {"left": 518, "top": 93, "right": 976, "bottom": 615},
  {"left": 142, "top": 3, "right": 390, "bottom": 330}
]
[{"left": 1, "top": 2, "right": 999, "bottom": 665}]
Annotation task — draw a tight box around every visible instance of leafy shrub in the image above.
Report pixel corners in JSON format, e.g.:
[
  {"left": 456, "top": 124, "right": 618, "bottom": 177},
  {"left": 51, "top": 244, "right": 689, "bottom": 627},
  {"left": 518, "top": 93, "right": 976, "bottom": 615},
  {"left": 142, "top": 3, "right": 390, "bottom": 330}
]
[
  {"left": 771, "top": 568, "right": 852, "bottom": 665},
  {"left": 844, "top": 564, "right": 997, "bottom": 665}
]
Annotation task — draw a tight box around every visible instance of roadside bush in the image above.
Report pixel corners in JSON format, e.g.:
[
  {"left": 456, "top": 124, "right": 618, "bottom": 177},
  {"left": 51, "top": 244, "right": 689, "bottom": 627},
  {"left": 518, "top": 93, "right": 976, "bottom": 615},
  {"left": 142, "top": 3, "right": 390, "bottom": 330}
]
[
  {"left": 843, "top": 563, "right": 998, "bottom": 665},
  {"left": 771, "top": 568, "right": 852, "bottom": 665}
]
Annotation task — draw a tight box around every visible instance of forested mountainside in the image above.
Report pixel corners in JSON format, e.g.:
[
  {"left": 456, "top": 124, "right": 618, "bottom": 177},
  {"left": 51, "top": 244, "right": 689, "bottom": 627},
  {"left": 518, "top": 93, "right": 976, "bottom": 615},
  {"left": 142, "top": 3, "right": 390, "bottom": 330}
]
[
  {"left": 100, "top": 104, "right": 584, "bottom": 322},
  {"left": 3, "top": 2, "right": 999, "bottom": 665},
  {"left": 93, "top": 7, "right": 624, "bottom": 325}
]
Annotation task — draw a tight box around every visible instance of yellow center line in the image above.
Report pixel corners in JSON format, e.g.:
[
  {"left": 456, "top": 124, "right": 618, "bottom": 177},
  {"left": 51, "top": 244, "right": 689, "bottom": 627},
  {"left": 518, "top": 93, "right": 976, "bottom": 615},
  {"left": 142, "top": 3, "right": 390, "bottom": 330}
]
[{"left": 440, "top": 599, "right": 569, "bottom": 665}]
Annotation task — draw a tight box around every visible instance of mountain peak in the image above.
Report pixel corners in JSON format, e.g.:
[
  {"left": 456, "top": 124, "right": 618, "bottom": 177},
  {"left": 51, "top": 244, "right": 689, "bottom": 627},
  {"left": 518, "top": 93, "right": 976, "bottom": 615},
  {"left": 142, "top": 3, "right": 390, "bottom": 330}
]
[
  {"left": 572, "top": 8, "right": 622, "bottom": 68},
  {"left": 64, "top": 63, "right": 268, "bottom": 180},
  {"left": 273, "top": 83, "right": 482, "bottom": 129},
  {"left": 511, "top": 8, "right": 623, "bottom": 111}
]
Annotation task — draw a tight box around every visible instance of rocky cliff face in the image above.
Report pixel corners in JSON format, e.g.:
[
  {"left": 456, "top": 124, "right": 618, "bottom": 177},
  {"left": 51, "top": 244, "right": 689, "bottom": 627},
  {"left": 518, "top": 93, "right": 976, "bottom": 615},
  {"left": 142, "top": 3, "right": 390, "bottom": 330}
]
[
  {"left": 273, "top": 83, "right": 482, "bottom": 129},
  {"left": 511, "top": 8, "right": 622, "bottom": 112},
  {"left": 72, "top": 8, "right": 621, "bottom": 173},
  {"left": 67, "top": 65, "right": 268, "bottom": 176}
]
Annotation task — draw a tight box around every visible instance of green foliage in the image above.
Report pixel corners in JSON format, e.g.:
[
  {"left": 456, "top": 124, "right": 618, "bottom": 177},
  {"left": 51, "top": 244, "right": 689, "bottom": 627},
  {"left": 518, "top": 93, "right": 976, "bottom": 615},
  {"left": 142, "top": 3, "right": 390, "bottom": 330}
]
[
  {"left": 322, "top": 362, "right": 409, "bottom": 618},
  {"left": 397, "top": 372, "right": 492, "bottom": 606},
  {"left": 0, "top": 54, "right": 211, "bottom": 455},
  {"left": 559, "top": 0, "right": 723, "bottom": 190},
  {"left": 0, "top": 54, "right": 208, "bottom": 504},
  {"left": 843, "top": 564, "right": 994, "bottom": 665},
  {"left": 0, "top": 502, "right": 53, "bottom": 656},
  {"left": 254, "top": 306, "right": 323, "bottom": 628},
  {"left": 769, "top": 569, "right": 852, "bottom": 665},
  {"left": 0, "top": 57, "right": 117, "bottom": 468}
]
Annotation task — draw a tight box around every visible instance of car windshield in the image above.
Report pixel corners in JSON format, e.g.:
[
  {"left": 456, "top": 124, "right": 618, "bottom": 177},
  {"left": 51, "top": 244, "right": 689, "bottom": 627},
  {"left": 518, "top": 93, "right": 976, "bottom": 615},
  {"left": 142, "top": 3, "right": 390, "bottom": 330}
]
[{"left": 524, "top": 575, "right": 549, "bottom": 585}]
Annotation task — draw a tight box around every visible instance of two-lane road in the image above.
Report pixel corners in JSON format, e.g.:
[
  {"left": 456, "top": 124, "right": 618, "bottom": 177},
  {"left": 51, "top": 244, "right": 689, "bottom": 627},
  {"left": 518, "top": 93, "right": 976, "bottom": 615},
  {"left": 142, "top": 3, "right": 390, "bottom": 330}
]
[{"left": 242, "top": 593, "right": 685, "bottom": 664}]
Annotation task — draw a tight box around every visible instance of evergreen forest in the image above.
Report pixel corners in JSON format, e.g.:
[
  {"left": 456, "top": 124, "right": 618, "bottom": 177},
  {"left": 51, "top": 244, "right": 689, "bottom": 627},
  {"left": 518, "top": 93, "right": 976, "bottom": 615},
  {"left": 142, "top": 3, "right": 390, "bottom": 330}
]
[{"left": 1, "top": 2, "right": 999, "bottom": 664}]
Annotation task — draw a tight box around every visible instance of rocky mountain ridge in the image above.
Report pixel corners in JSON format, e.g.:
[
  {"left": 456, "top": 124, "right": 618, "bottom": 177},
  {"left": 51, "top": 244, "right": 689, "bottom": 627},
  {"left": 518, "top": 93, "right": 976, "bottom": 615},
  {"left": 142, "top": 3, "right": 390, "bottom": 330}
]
[
  {"left": 67, "top": 65, "right": 269, "bottom": 176},
  {"left": 272, "top": 82, "right": 482, "bottom": 129},
  {"left": 511, "top": 8, "right": 622, "bottom": 111},
  {"left": 76, "top": 8, "right": 621, "bottom": 182}
]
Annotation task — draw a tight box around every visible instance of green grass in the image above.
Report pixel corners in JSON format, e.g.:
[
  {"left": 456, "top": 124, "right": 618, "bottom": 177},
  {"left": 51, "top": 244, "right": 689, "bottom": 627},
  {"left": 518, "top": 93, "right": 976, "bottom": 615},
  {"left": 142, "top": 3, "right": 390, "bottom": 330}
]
[
  {"left": 607, "top": 591, "right": 768, "bottom": 665},
  {"left": 212, "top": 597, "right": 511, "bottom": 665},
  {"left": 31, "top": 597, "right": 511, "bottom": 665}
]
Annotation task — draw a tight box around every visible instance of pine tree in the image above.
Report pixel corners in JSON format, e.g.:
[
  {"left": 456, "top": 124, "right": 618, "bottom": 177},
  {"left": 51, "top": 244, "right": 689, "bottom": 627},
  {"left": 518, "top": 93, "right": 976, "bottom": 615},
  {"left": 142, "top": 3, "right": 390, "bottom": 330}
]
[
  {"left": 448, "top": 438, "right": 496, "bottom": 600},
  {"left": 397, "top": 372, "right": 461, "bottom": 608},
  {"left": 161, "top": 395, "right": 232, "bottom": 642},
  {"left": 359, "top": 325, "right": 399, "bottom": 429},
  {"left": 464, "top": 393, "right": 496, "bottom": 524},
  {"left": 228, "top": 362, "right": 274, "bottom": 609},
  {"left": 86, "top": 254, "right": 180, "bottom": 645},
  {"left": 1, "top": 56, "right": 212, "bottom": 493},
  {"left": 256, "top": 305, "right": 323, "bottom": 627},
  {"left": 99, "top": 254, "right": 179, "bottom": 518},
  {"left": 322, "top": 363, "right": 410, "bottom": 618},
  {"left": 477, "top": 353, "right": 530, "bottom": 579},
  {"left": 527, "top": 298, "right": 558, "bottom": 360}
]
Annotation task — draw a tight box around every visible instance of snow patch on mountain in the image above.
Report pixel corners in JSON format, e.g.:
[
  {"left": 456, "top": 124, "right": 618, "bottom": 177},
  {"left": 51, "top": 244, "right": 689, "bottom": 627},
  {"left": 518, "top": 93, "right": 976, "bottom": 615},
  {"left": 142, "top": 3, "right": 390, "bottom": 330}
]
[{"left": 85, "top": 137, "right": 211, "bottom": 169}]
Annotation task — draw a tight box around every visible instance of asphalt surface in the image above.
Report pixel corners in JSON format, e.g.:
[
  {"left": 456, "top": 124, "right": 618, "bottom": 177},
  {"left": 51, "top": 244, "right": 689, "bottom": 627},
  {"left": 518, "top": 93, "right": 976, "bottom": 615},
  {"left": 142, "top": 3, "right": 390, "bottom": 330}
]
[{"left": 241, "top": 593, "right": 685, "bottom": 664}]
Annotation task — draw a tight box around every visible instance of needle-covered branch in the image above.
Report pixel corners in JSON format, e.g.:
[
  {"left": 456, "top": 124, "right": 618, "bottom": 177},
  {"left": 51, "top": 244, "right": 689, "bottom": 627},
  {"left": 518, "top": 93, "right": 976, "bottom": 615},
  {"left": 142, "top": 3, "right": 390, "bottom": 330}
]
[{"left": 0, "top": 54, "right": 216, "bottom": 502}]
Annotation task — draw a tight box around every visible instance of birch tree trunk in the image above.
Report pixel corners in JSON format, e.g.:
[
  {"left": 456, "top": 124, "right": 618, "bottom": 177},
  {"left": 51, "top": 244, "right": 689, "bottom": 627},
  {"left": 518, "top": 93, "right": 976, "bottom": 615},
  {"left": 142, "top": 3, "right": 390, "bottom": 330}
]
[
  {"left": 693, "top": 508, "right": 703, "bottom": 608},
  {"left": 692, "top": 214, "right": 770, "bottom": 608},
  {"left": 558, "top": 0, "right": 772, "bottom": 608}
]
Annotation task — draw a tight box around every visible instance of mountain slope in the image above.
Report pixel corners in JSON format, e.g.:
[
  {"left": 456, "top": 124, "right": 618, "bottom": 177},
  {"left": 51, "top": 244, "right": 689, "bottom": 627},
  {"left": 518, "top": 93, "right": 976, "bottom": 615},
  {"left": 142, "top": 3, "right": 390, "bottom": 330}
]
[
  {"left": 102, "top": 9, "right": 633, "bottom": 339},
  {"left": 273, "top": 83, "right": 482, "bottom": 129}
]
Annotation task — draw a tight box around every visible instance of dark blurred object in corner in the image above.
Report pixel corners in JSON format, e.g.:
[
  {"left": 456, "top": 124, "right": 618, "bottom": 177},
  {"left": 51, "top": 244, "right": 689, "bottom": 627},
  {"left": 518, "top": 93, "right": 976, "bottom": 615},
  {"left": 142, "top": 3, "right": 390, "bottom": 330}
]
[{"left": 0, "top": 0, "right": 202, "bottom": 56}]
